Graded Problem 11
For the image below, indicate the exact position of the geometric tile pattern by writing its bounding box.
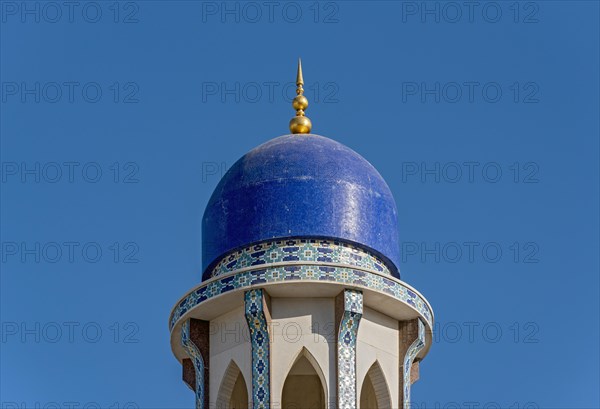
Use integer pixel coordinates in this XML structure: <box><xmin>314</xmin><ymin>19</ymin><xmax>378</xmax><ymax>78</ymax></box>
<box><xmin>337</xmin><ymin>289</ymin><xmax>363</xmax><ymax>409</ymax></box>
<box><xmin>170</xmin><ymin>263</ymin><xmax>432</xmax><ymax>332</ymax></box>
<box><xmin>402</xmin><ymin>318</ymin><xmax>425</xmax><ymax>409</ymax></box>
<box><xmin>181</xmin><ymin>319</ymin><xmax>205</xmax><ymax>409</ymax></box>
<box><xmin>209</xmin><ymin>238</ymin><xmax>390</xmax><ymax>278</ymax></box>
<box><xmin>244</xmin><ymin>289</ymin><xmax>270</xmax><ymax>409</ymax></box>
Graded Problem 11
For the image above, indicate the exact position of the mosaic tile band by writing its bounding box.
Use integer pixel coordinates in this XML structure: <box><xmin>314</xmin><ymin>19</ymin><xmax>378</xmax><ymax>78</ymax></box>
<box><xmin>170</xmin><ymin>264</ymin><xmax>432</xmax><ymax>333</ymax></box>
<box><xmin>337</xmin><ymin>290</ymin><xmax>363</xmax><ymax>409</ymax></box>
<box><xmin>244</xmin><ymin>289</ymin><xmax>271</xmax><ymax>409</ymax></box>
<box><xmin>207</xmin><ymin>238</ymin><xmax>392</xmax><ymax>279</ymax></box>
<box><xmin>403</xmin><ymin>319</ymin><xmax>426</xmax><ymax>409</ymax></box>
<box><xmin>181</xmin><ymin>320</ymin><xmax>205</xmax><ymax>409</ymax></box>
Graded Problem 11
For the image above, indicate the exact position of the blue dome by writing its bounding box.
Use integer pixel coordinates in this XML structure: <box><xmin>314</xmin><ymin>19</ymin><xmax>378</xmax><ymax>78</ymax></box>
<box><xmin>202</xmin><ymin>134</ymin><xmax>400</xmax><ymax>279</ymax></box>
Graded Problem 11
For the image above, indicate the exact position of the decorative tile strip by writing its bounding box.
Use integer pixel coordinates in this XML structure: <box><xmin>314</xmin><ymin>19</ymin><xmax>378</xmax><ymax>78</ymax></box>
<box><xmin>170</xmin><ymin>266</ymin><xmax>432</xmax><ymax>332</ymax></box>
<box><xmin>244</xmin><ymin>289</ymin><xmax>271</xmax><ymax>409</ymax></box>
<box><xmin>209</xmin><ymin>238</ymin><xmax>391</xmax><ymax>278</ymax></box>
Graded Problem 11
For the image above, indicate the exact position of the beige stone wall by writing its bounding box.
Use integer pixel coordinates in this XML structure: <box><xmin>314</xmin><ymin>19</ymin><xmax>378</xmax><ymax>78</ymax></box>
<box><xmin>209</xmin><ymin>306</ymin><xmax>252</xmax><ymax>408</ymax></box>
<box><xmin>208</xmin><ymin>296</ymin><xmax>401</xmax><ymax>409</ymax></box>
<box><xmin>270</xmin><ymin>297</ymin><xmax>335</xmax><ymax>407</ymax></box>
<box><xmin>357</xmin><ymin>306</ymin><xmax>399</xmax><ymax>409</ymax></box>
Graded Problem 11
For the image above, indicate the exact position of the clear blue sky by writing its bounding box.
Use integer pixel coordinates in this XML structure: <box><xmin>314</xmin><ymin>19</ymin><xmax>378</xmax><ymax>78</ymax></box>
<box><xmin>1</xmin><ymin>1</ymin><xmax>599</xmax><ymax>408</ymax></box>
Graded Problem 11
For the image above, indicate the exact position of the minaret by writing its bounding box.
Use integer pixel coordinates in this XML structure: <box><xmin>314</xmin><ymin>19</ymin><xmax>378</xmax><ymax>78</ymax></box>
<box><xmin>169</xmin><ymin>61</ymin><xmax>434</xmax><ymax>409</ymax></box>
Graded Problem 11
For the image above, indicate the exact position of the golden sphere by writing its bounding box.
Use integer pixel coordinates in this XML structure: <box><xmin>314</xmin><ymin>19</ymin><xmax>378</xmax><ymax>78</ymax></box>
<box><xmin>289</xmin><ymin>116</ymin><xmax>312</xmax><ymax>134</ymax></box>
<box><xmin>292</xmin><ymin>95</ymin><xmax>308</xmax><ymax>111</ymax></box>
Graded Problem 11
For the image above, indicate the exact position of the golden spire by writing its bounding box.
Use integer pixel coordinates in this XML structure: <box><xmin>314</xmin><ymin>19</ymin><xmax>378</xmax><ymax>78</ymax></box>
<box><xmin>289</xmin><ymin>58</ymin><xmax>312</xmax><ymax>134</ymax></box>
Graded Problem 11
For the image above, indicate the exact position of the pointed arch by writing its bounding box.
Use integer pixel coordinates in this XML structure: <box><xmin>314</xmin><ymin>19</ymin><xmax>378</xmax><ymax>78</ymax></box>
<box><xmin>282</xmin><ymin>347</ymin><xmax>327</xmax><ymax>409</ymax></box>
<box><xmin>283</xmin><ymin>347</ymin><xmax>328</xmax><ymax>396</ymax></box>
<box><xmin>216</xmin><ymin>360</ymin><xmax>249</xmax><ymax>409</ymax></box>
<box><xmin>360</xmin><ymin>361</ymin><xmax>392</xmax><ymax>409</ymax></box>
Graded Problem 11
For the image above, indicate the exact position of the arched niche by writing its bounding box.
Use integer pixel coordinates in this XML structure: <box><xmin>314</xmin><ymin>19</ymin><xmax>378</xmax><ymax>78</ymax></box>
<box><xmin>282</xmin><ymin>347</ymin><xmax>326</xmax><ymax>409</ymax></box>
<box><xmin>216</xmin><ymin>360</ymin><xmax>249</xmax><ymax>409</ymax></box>
<box><xmin>360</xmin><ymin>361</ymin><xmax>391</xmax><ymax>409</ymax></box>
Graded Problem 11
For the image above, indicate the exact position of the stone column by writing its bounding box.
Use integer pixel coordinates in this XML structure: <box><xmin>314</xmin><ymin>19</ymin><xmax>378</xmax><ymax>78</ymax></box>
<box><xmin>244</xmin><ymin>288</ymin><xmax>272</xmax><ymax>409</ymax></box>
<box><xmin>181</xmin><ymin>318</ymin><xmax>210</xmax><ymax>409</ymax></box>
<box><xmin>399</xmin><ymin>318</ymin><xmax>426</xmax><ymax>409</ymax></box>
<box><xmin>335</xmin><ymin>289</ymin><xmax>364</xmax><ymax>409</ymax></box>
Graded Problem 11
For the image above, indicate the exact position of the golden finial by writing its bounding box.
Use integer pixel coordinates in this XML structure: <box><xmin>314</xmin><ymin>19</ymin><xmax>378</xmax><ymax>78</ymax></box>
<box><xmin>289</xmin><ymin>58</ymin><xmax>312</xmax><ymax>134</ymax></box>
